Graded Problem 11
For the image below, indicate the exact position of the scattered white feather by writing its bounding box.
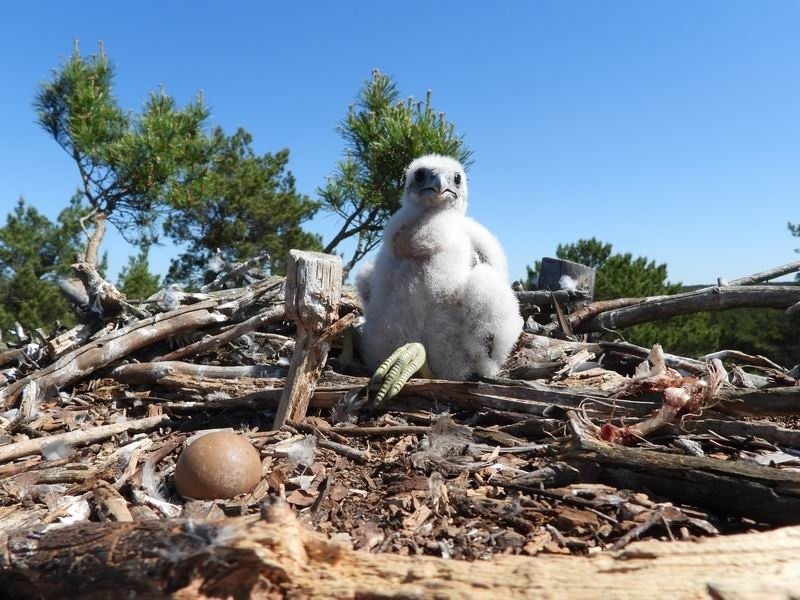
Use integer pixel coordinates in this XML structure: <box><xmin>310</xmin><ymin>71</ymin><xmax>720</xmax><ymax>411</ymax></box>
<box><xmin>288</xmin><ymin>474</ymin><xmax>317</xmax><ymax>491</ymax></box>
<box><xmin>57</xmin><ymin>496</ymin><xmax>91</xmax><ymax>525</ymax></box>
<box><xmin>1</xmin><ymin>367</ymin><xmax>19</xmax><ymax>384</ymax></box>
<box><xmin>41</xmin><ymin>439</ymin><xmax>73</xmax><ymax>461</ymax></box>
<box><xmin>558</xmin><ymin>275</ymin><xmax>578</xmax><ymax>292</ymax></box>
<box><xmin>138</xmin><ymin>455</ymin><xmax>182</xmax><ymax>518</ymax></box>
<box><xmin>272</xmin><ymin>435</ymin><xmax>316</xmax><ymax>467</ymax></box>
<box><xmin>207</xmin><ymin>253</ymin><xmax>225</xmax><ymax>273</ymax></box>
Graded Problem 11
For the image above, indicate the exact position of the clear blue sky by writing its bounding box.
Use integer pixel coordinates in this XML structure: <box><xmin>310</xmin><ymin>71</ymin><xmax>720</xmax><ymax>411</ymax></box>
<box><xmin>1</xmin><ymin>1</ymin><xmax>798</xmax><ymax>285</ymax></box>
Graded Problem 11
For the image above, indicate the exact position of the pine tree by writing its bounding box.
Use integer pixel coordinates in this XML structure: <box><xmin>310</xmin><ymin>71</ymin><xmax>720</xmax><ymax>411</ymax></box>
<box><xmin>163</xmin><ymin>128</ymin><xmax>320</xmax><ymax>284</ymax></box>
<box><xmin>36</xmin><ymin>43</ymin><xmax>319</xmax><ymax>285</ymax></box>
<box><xmin>320</xmin><ymin>70</ymin><xmax>472</xmax><ymax>274</ymax></box>
<box><xmin>0</xmin><ymin>197</ymin><xmax>85</xmax><ymax>334</ymax></box>
<box><xmin>35</xmin><ymin>41</ymin><xmax>213</xmax><ymax>266</ymax></box>
<box><xmin>117</xmin><ymin>248</ymin><xmax>161</xmax><ymax>300</ymax></box>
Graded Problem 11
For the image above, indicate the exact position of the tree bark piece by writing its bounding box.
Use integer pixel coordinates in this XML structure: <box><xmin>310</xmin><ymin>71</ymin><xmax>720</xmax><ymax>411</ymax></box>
<box><xmin>44</xmin><ymin>323</ymin><xmax>97</xmax><ymax>358</ymax></box>
<box><xmin>716</xmin><ymin>387</ymin><xmax>800</xmax><ymax>417</ymax></box>
<box><xmin>273</xmin><ymin>251</ymin><xmax>343</xmax><ymax>429</ymax></box>
<box><xmin>2</xmin><ymin>498</ymin><xmax>800</xmax><ymax>599</ymax></box>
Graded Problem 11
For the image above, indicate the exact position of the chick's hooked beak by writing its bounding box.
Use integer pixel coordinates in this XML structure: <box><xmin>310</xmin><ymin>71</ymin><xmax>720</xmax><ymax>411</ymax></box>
<box><xmin>422</xmin><ymin>171</ymin><xmax>456</xmax><ymax>201</ymax></box>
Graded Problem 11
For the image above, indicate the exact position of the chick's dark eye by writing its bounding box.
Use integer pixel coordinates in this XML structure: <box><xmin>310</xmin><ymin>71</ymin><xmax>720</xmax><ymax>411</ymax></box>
<box><xmin>454</xmin><ymin>173</ymin><xmax>462</xmax><ymax>186</ymax></box>
<box><xmin>414</xmin><ymin>169</ymin><xmax>425</xmax><ymax>182</ymax></box>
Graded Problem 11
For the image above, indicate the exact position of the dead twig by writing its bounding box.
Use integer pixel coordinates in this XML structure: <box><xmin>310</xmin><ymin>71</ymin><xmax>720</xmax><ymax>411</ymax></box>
<box><xmin>158</xmin><ymin>305</ymin><xmax>285</xmax><ymax>362</ymax></box>
<box><xmin>0</xmin><ymin>414</ymin><xmax>172</xmax><ymax>463</ymax></box>
<box><xmin>727</xmin><ymin>260</ymin><xmax>800</xmax><ymax>286</ymax></box>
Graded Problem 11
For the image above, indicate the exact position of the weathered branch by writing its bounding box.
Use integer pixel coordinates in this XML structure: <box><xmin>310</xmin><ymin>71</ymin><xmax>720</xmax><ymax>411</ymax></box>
<box><xmin>715</xmin><ymin>386</ymin><xmax>800</xmax><ymax>417</ymax></box>
<box><xmin>728</xmin><ymin>260</ymin><xmax>800</xmax><ymax>286</ymax></box>
<box><xmin>515</xmin><ymin>289</ymin><xmax>588</xmax><ymax>308</ymax></box>
<box><xmin>0</xmin><ymin>414</ymin><xmax>171</xmax><ymax>463</ymax></box>
<box><xmin>158</xmin><ymin>305</ymin><xmax>285</xmax><ymax>362</ymax></box>
<box><xmin>0</xmin><ymin>300</ymin><xmax>226</xmax><ymax>408</ymax></box>
<box><xmin>78</xmin><ymin>210</ymin><xmax>106</xmax><ymax>267</ymax></box>
<box><xmin>111</xmin><ymin>361</ymin><xmax>285</xmax><ymax>385</ymax></box>
<box><xmin>577</xmin><ymin>285</ymin><xmax>800</xmax><ymax>332</ymax></box>
<box><xmin>199</xmin><ymin>252</ymin><xmax>271</xmax><ymax>293</ymax></box>
<box><xmin>564</xmin><ymin>412</ymin><xmax>800</xmax><ymax>525</ymax></box>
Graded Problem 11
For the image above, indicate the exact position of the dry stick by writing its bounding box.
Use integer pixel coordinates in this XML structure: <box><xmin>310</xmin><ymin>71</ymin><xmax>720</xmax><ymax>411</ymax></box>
<box><xmin>316</xmin><ymin>439</ymin><xmax>368</xmax><ymax>463</ymax></box>
<box><xmin>158</xmin><ymin>305</ymin><xmax>285</xmax><ymax>362</ymax></box>
<box><xmin>322</xmin><ymin>424</ymin><xmax>430</xmax><ymax>437</ymax></box>
<box><xmin>200</xmin><ymin>252</ymin><xmax>271</xmax><ymax>293</ymax></box>
<box><xmin>556</xmin><ymin>260</ymin><xmax>800</xmax><ymax>333</ymax></box>
<box><xmin>92</xmin><ymin>480</ymin><xmax>134</xmax><ymax>522</ymax></box>
<box><xmin>151</xmin><ymin>375</ymin><xmax>798</xmax><ymax>423</ymax></box>
<box><xmin>610</xmin><ymin>509</ymin><xmax>667</xmax><ymax>551</ymax></box>
<box><xmin>598</xmin><ymin>341</ymin><xmax>707</xmax><ymax>375</ymax></box>
<box><xmin>0</xmin><ymin>299</ymin><xmax>223</xmax><ymax>408</ymax></box>
<box><xmin>543</xmin><ymin>297</ymin><xmax>650</xmax><ymax>335</ymax></box>
<box><xmin>728</xmin><ymin>260</ymin><xmax>800</xmax><ymax>286</ymax></box>
<box><xmin>684</xmin><ymin>417</ymin><xmax>800</xmax><ymax>448</ymax></box>
<box><xmin>152</xmin><ymin>377</ymin><xmax>655</xmax><ymax>420</ymax></box>
<box><xmin>494</xmin><ymin>479</ymin><xmax>619</xmax><ymax>524</ymax></box>
<box><xmin>701</xmin><ymin>349</ymin><xmax>786</xmax><ymax>372</ymax></box>
<box><xmin>273</xmin><ymin>251</ymin><xmax>343</xmax><ymax>429</ymax></box>
<box><xmin>111</xmin><ymin>361</ymin><xmax>284</xmax><ymax>385</ymax></box>
<box><xmin>577</xmin><ymin>285</ymin><xmax>800</xmax><ymax>333</ymax></box>
<box><xmin>515</xmin><ymin>289</ymin><xmax>587</xmax><ymax>307</ymax></box>
<box><xmin>0</xmin><ymin>414</ymin><xmax>172</xmax><ymax>463</ymax></box>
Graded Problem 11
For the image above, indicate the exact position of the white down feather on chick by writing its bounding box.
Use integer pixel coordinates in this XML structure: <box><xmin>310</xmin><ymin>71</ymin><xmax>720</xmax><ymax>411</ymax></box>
<box><xmin>357</xmin><ymin>154</ymin><xmax>523</xmax><ymax>380</ymax></box>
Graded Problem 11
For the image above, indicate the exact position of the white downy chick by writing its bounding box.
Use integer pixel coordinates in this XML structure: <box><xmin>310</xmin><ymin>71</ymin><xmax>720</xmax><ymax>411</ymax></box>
<box><xmin>358</xmin><ymin>154</ymin><xmax>522</xmax><ymax>380</ymax></box>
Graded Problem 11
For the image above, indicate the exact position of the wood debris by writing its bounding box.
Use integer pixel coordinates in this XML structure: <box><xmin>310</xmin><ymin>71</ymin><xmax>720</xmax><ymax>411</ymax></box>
<box><xmin>1</xmin><ymin>256</ymin><xmax>800</xmax><ymax>597</ymax></box>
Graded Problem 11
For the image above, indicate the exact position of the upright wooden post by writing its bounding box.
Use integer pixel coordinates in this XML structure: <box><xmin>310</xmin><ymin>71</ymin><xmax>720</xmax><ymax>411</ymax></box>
<box><xmin>272</xmin><ymin>251</ymin><xmax>342</xmax><ymax>429</ymax></box>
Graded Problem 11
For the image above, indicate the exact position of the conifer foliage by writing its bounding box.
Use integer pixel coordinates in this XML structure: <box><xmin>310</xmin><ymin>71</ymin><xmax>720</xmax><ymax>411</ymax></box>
<box><xmin>320</xmin><ymin>70</ymin><xmax>472</xmax><ymax>274</ymax></box>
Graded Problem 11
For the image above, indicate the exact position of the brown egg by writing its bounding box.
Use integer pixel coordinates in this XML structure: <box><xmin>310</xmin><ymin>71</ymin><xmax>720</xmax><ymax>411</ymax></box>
<box><xmin>174</xmin><ymin>431</ymin><xmax>262</xmax><ymax>500</ymax></box>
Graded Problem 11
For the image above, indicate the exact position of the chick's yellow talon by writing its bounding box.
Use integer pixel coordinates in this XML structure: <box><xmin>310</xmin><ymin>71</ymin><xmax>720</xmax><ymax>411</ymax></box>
<box><xmin>371</xmin><ymin>342</ymin><xmax>427</xmax><ymax>405</ymax></box>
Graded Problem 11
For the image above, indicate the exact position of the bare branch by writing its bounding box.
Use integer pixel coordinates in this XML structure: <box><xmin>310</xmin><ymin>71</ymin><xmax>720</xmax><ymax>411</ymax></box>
<box><xmin>728</xmin><ymin>261</ymin><xmax>800</xmax><ymax>286</ymax></box>
<box><xmin>576</xmin><ymin>285</ymin><xmax>800</xmax><ymax>333</ymax></box>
